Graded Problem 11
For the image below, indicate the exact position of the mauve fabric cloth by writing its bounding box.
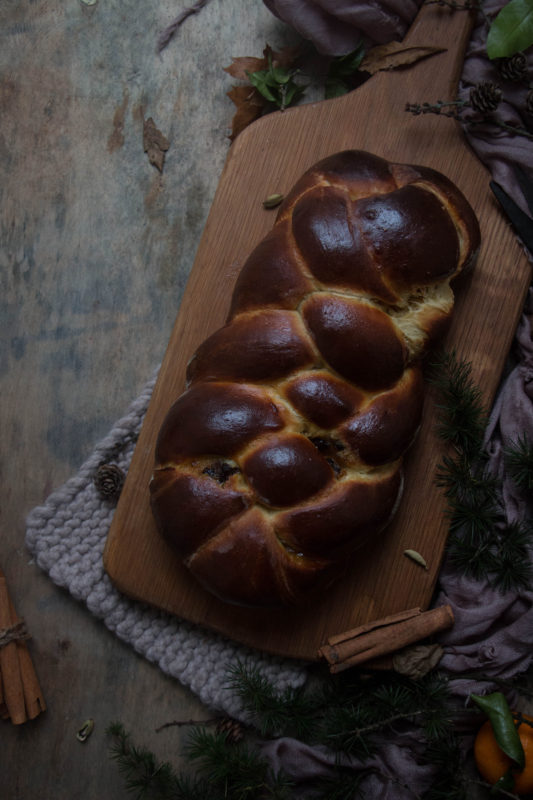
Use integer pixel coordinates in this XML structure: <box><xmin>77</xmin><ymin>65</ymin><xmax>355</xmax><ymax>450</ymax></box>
<box><xmin>263</xmin><ymin>0</ymin><xmax>423</xmax><ymax>54</ymax></box>
<box><xmin>457</xmin><ymin>0</ymin><xmax>533</xmax><ymax>216</ymax></box>
<box><xmin>257</xmin><ymin>2</ymin><xmax>533</xmax><ymax>797</ymax></box>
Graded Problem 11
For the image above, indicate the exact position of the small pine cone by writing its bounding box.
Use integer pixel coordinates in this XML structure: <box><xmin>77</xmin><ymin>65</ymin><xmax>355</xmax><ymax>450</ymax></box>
<box><xmin>215</xmin><ymin>717</ymin><xmax>245</xmax><ymax>744</ymax></box>
<box><xmin>94</xmin><ymin>463</ymin><xmax>125</xmax><ymax>499</ymax></box>
<box><xmin>469</xmin><ymin>81</ymin><xmax>502</xmax><ymax>113</ymax></box>
<box><xmin>497</xmin><ymin>52</ymin><xmax>527</xmax><ymax>82</ymax></box>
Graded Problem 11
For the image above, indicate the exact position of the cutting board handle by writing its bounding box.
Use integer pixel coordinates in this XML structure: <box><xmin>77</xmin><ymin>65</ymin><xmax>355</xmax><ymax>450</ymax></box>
<box><xmin>307</xmin><ymin>4</ymin><xmax>478</xmax><ymax>154</ymax></box>
<box><xmin>361</xmin><ymin>3</ymin><xmax>477</xmax><ymax>106</ymax></box>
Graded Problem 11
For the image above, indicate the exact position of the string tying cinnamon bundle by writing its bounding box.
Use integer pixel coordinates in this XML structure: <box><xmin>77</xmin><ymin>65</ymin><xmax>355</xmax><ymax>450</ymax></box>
<box><xmin>0</xmin><ymin>567</ymin><xmax>46</xmax><ymax>724</ymax></box>
<box><xmin>0</xmin><ymin>619</ymin><xmax>30</xmax><ymax>648</ymax></box>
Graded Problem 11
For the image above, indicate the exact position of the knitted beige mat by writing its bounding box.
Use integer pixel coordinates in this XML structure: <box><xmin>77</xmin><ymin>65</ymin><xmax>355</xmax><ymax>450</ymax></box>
<box><xmin>25</xmin><ymin>369</ymin><xmax>308</xmax><ymax>721</ymax></box>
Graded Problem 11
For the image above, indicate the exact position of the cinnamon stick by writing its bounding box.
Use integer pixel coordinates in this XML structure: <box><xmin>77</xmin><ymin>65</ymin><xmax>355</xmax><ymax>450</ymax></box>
<box><xmin>0</xmin><ymin>574</ymin><xmax>26</xmax><ymax>724</ymax></box>
<box><xmin>319</xmin><ymin>605</ymin><xmax>454</xmax><ymax>673</ymax></box>
<box><xmin>0</xmin><ymin>568</ymin><xmax>46</xmax><ymax>723</ymax></box>
<box><xmin>8</xmin><ymin>597</ymin><xmax>46</xmax><ymax>720</ymax></box>
<box><xmin>0</xmin><ymin>670</ymin><xmax>10</xmax><ymax>720</ymax></box>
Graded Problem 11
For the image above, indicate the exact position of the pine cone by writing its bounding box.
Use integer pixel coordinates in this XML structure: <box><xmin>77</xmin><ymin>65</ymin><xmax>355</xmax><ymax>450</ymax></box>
<box><xmin>94</xmin><ymin>463</ymin><xmax>125</xmax><ymax>499</ymax></box>
<box><xmin>469</xmin><ymin>81</ymin><xmax>502</xmax><ymax>113</ymax></box>
<box><xmin>497</xmin><ymin>52</ymin><xmax>527</xmax><ymax>82</ymax></box>
<box><xmin>215</xmin><ymin>717</ymin><xmax>245</xmax><ymax>744</ymax></box>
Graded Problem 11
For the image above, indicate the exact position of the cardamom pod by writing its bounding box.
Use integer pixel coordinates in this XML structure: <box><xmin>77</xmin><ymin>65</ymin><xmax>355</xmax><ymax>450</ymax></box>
<box><xmin>404</xmin><ymin>549</ymin><xmax>428</xmax><ymax>570</ymax></box>
<box><xmin>263</xmin><ymin>193</ymin><xmax>284</xmax><ymax>209</ymax></box>
<box><xmin>77</xmin><ymin>718</ymin><xmax>94</xmax><ymax>742</ymax></box>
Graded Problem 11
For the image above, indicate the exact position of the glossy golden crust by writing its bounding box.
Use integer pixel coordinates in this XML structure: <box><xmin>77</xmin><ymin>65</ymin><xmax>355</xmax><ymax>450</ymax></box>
<box><xmin>150</xmin><ymin>150</ymin><xmax>480</xmax><ymax>607</ymax></box>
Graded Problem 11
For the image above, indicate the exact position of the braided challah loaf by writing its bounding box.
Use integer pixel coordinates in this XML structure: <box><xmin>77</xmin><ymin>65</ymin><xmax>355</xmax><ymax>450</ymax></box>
<box><xmin>150</xmin><ymin>150</ymin><xmax>480</xmax><ymax>607</ymax></box>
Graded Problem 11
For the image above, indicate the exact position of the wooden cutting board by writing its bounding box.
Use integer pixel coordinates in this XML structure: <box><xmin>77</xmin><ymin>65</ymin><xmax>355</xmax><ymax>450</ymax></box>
<box><xmin>104</xmin><ymin>4</ymin><xmax>531</xmax><ymax>661</ymax></box>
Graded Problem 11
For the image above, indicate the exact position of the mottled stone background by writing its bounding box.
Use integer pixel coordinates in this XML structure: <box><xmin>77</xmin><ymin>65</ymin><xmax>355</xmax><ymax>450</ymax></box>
<box><xmin>1</xmin><ymin>1</ymin><xmax>302</xmax><ymax>795</ymax></box>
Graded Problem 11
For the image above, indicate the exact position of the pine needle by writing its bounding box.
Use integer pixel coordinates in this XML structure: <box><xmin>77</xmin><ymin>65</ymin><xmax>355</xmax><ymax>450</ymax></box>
<box><xmin>429</xmin><ymin>350</ymin><xmax>533</xmax><ymax>592</ymax></box>
<box><xmin>504</xmin><ymin>434</ymin><xmax>533</xmax><ymax>491</ymax></box>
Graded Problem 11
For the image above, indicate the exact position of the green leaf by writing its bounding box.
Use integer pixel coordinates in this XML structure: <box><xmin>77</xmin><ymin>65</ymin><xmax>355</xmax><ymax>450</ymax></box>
<box><xmin>487</xmin><ymin>0</ymin><xmax>533</xmax><ymax>59</ymax></box>
<box><xmin>325</xmin><ymin>44</ymin><xmax>365</xmax><ymax>99</ymax></box>
<box><xmin>246</xmin><ymin>62</ymin><xmax>305</xmax><ymax>110</ymax></box>
<box><xmin>325</xmin><ymin>79</ymin><xmax>351</xmax><ymax>99</ymax></box>
<box><xmin>271</xmin><ymin>66</ymin><xmax>291</xmax><ymax>84</ymax></box>
<box><xmin>471</xmin><ymin>692</ymin><xmax>526</xmax><ymax>769</ymax></box>
<box><xmin>247</xmin><ymin>71</ymin><xmax>278</xmax><ymax>104</ymax></box>
<box><xmin>330</xmin><ymin>43</ymin><xmax>366</xmax><ymax>78</ymax></box>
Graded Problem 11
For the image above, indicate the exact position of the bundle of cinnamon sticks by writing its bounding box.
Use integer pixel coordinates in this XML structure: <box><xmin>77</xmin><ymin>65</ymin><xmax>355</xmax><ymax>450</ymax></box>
<box><xmin>319</xmin><ymin>605</ymin><xmax>454</xmax><ymax>673</ymax></box>
<box><xmin>0</xmin><ymin>567</ymin><xmax>45</xmax><ymax>724</ymax></box>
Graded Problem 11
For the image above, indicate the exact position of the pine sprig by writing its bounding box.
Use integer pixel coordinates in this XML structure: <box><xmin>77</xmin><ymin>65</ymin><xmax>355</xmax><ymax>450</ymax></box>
<box><xmin>226</xmin><ymin>661</ymin><xmax>323</xmax><ymax>740</ymax></box>
<box><xmin>106</xmin><ymin>721</ymin><xmax>208</xmax><ymax>799</ymax></box>
<box><xmin>429</xmin><ymin>350</ymin><xmax>488</xmax><ymax>457</ymax></box>
<box><xmin>504</xmin><ymin>434</ymin><xmax>533</xmax><ymax>492</ymax></box>
<box><xmin>429</xmin><ymin>350</ymin><xmax>533</xmax><ymax>592</ymax></box>
<box><xmin>107</xmin><ymin>664</ymin><xmax>533</xmax><ymax>800</ymax></box>
<box><xmin>185</xmin><ymin>727</ymin><xmax>293</xmax><ymax>800</ymax></box>
<box><xmin>421</xmin><ymin>733</ymin><xmax>469</xmax><ymax>800</ymax></box>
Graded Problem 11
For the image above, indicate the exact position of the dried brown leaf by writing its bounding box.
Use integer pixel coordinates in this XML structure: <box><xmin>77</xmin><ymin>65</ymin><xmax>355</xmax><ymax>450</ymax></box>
<box><xmin>226</xmin><ymin>85</ymin><xmax>265</xmax><ymax>140</ymax></box>
<box><xmin>224</xmin><ymin>55</ymin><xmax>269</xmax><ymax>81</ymax></box>
<box><xmin>143</xmin><ymin>117</ymin><xmax>170</xmax><ymax>172</ymax></box>
<box><xmin>360</xmin><ymin>42</ymin><xmax>446</xmax><ymax>76</ymax></box>
<box><xmin>392</xmin><ymin>644</ymin><xmax>444</xmax><ymax>680</ymax></box>
<box><xmin>223</xmin><ymin>44</ymin><xmax>301</xmax><ymax>81</ymax></box>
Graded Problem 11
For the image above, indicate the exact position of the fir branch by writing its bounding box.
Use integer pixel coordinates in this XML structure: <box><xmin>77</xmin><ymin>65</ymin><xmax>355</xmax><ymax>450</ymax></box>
<box><xmin>323</xmin><ymin>673</ymin><xmax>453</xmax><ymax>758</ymax></box>
<box><xmin>226</xmin><ymin>661</ymin><xmax>323</xmax><ymax>740</ymax></box>
<box><xmin>504</xmin><ymin>434</ymin><xmax>533</xmax><ymax>491</ymax></box>
<box><xmin>428</xmin><ymin>350</ymin><xmax>488</xmax><ymax>456</ymax></box>
<box><xmin>429</xmin><ymin>350</ymin><xmax>533</xmax><ymax>592</ymax></box>
<box><xmin>107</xmin><ymin>663</ymin><xmax>532</xmax><ymax>800</ymax></box>
<box><xmin>106</xmin><ymin>722</ymin><xmax>207</xmax><ymax>799</ymax></box>
<box><xmin>185</xmin><ymin>727</ymin><xmax>293</xmax><ymax>799</ymax></box>
<box><xmin>422</xmin><ymin>731</ymin><xmax>471</xmax><ymax>800</ymax></box>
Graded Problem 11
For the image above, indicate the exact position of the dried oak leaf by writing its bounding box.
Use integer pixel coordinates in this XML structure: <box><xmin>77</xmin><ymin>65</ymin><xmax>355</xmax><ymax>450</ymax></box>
<box><xmin>360</xmin><ymin>42</ymin><xmax>446</xmax><ymax>76</ymax></box>
<box><xmin>227</xmin><ymin>85</ymin><xmax>265</xmax><ymax>140</ymax></box>
<box><xmin>143</xmin><ymin>117</ymin><xmax>170</xmax><ymax>172</ymax></box>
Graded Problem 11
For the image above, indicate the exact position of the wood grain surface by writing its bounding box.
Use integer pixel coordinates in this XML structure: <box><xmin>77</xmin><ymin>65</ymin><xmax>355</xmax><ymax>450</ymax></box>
<box><xmin>1</xmin><ymin>1</ymin><xmax>300</xmax><ymax>797</ymax></box>
<box><xmin>104</xmin><ymin>4</ymin><xmax>532</xmax><ymax>660</ymax></box>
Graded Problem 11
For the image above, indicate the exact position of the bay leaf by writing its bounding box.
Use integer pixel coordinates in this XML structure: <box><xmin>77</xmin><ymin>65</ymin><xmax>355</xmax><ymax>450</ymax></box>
<box><xmin>360</xmin><ymin>42</ymin><xmax>446</xmax><ymax>76</ymax></box>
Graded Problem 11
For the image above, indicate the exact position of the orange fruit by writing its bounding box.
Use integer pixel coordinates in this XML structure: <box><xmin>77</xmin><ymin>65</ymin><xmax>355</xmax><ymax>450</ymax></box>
<box><xmin>474</xmin><ymin>713</ymin><xmax>533</xmax><ymax>795</ymax></box>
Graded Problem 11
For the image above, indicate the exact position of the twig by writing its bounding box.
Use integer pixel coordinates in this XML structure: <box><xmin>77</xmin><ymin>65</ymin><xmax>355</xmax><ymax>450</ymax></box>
<box><xmin>157</xmin><ymin>0</ymin><xmax>214</xmax><ymax>53</ymax></box>
<box><xmin>155</xmin><ymin>717</ymin><xmax>219</xmax><ymax>732</ymax></box>
<box><xmin>406</xmin><ymin>101</ymin><xmax>533</xmax><ymax>142</ymax></box>
<box><xmin>328</xmin><ymin>708</ymin><xmax>426</xmax><ymax>742</ymax></box>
